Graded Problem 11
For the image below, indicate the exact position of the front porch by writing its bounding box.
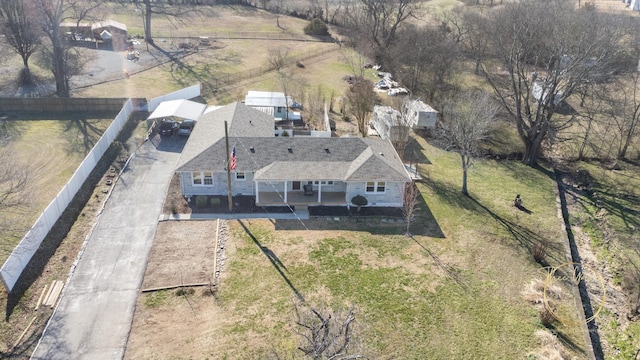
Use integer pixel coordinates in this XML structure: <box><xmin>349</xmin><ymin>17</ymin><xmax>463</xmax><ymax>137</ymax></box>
<box><xmin>256</xmin><ymin>190</ymin><xmax>347</xmax><ymax>206</ymax></box>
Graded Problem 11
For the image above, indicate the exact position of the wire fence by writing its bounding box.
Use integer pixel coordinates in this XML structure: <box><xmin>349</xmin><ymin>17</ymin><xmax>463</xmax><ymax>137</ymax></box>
<box><xmin>208</xmin><ymin>45</ymin><xmax>340</xmax><ymax>90</ymax></box>
<box><xmin>147</xmin><ymin>30</ymin><xmax>335</xmax><ymax>43</ymax></box>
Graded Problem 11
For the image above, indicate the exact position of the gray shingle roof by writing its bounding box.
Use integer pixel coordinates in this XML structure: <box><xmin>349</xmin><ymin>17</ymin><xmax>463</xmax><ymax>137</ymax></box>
<box><xmin>176</xmin><ymin>102</ymin><xmax>274</xmax><ymax>169</ymax></box>
<box><xmin>177</xmin><ymin>136</ymin><xmax>410</xmax><ymax>182</ymax></box>
<box><xmin>175</xmin><ymin>101</ymin><xmax>410</xmax><ymax>182</ymax></box>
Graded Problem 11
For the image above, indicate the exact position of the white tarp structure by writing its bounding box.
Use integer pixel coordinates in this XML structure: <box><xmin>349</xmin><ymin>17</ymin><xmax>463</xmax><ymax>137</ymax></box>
<box><xmin>371</xmin><ymin>100</ymin><xmax>438</xmax><ymax>140</ymax></box>
<box><xmin>406</xmin><ymin>99</ymin><xmax>438</xmax><ymax>129</ymax></box>
<box><xmin>147</xmin><ymin>99</ymin><xmax>207</xmax><ymax>122</ymax></box>
<box><xmin>533</xmin><ymin>81</ymin><xmax>562</xmax><ymax>105</ymax></box>
<box><xmin>244</xmin><ymin>90</ymin><xmax>289</xmax><ymax>107</ymax></box>
<box><xmin>371</xmin><ymin>105</ymin><xmax>399</xmax><ymax>140</ymax></box>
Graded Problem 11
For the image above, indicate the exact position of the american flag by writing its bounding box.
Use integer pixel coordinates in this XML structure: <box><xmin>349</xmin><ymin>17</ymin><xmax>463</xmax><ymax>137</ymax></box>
<box><xmin>230</xmin><ymin>146</ymin><xmax>237</xmax><ymax>170</ymax></box>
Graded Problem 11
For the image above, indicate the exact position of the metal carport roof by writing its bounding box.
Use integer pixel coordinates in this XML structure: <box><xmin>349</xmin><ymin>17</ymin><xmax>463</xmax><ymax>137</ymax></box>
<box><xmin>147</xmin><ymin>99</ymin><xmax>207</xmax><ymax>121</ymax></box>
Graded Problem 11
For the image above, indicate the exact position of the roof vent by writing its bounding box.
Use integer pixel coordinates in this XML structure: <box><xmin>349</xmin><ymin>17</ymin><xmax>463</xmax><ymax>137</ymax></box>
<box><xmin>379</xmin><ymin>152</ymin><xmax>384</xmax><ymax>156</ymax></box>
<box><xmin>288</xmin><ymin>147</ymin><xmax>293</xmax><ymax>153</ymax></box>
<box><xmin>250</xmin><ymin>147</ymin><xmax>255</xmax><ymax>153</ymax></box>
<box><xmin>325</xmin><ymin>148</ymin><xmax>330</xmax><ymax>153</ymax></box>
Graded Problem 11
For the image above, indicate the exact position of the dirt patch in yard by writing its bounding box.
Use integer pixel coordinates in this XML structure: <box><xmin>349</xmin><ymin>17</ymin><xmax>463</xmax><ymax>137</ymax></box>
<box><xmin>141</xmin><ymin>221</ymin><xmax>219</xmax><ymax>290</ymax></box>
<box><xmin>126</xmin><ymin>219</ymin><xmax>229</xmax><ymax>359</ymax></box>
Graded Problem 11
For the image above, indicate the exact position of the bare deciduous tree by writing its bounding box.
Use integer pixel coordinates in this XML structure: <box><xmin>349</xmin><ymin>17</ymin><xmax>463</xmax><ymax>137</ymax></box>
<box><xmin>393</xmin><ymin>24</ymin><xmax>460</xmax><ymax>102</ymax></box>
<box><xmin>480</xmin><ymin>1</ymin><xmax>633</xmax><ymax>166</ymax></box>
<box><xmin>343</xmin><ymin>0</ymin><xmax>418</xmax><ymax>62</ymax></box>
<box><xmin>341</xmin><ymin>49</ymin><xmax>368</xmax><ymax>79</ymax></box>
<box><xmin>33</xmin><ymin>0</ymin><xmax>104</xmax><ymax>97</ymax></box>
<box><xmin>440</xmin><ymin>91</ymin><xmax>498</xmax><ymax>196</ymax></box>
<box><xmin>321</xmin><ymin>0</ymin><xmax>343</xmax><ymax>24</ymax></box>
<box><xmin>127</xmin><ymin>0</ymin><xmax>198</xmax><ymax>45</ymax></box>
<box><xmin>0</xmin><ymin>133</ymin><xmax>32</xmax><ymax>254</ymax></box>
<box><xmin>268</xmin><ymin>45</ymin><xmax>291</xmax><ymax>71</ymax></box>
<box><xmin>307</xmin><ymin>85</ymin><xmax>326</xmax><ymax>130</ymax></box>
<box><xmin>0</xmin><ymin>148</ymin><xmax>29</xmax><ymax>214</ymax></box>
<box><xmin>574</xmin><ymin>84</ymin><xmax>605</xmax><ymax>161</ymax></box>
<box><xmin>388</xmin><ymin>97</ymin><xmax>415</xmax><ymax>159</ymax></box>
<box><xmin>443</xmin><ymin>6</ymin><xmax>490</xmax><ymax>76</ymax></box>
<box><xmin>609</xmin><ymin>74</ymin><xmax>640</xmax><ymax>161</ymax></box>
<box><xmin>293</xmin><ymin>302</ymin><xmax>364</xmax><ymax>360</ymax></box>
<box><xmin>0</xmin><ymin>0</ymin><xmax>41</xmax><ymax>87</ymax></box>
<box><xmin>402</xmin><ymin>181</ymin><xmax>420</xmax><ymax>237</ymax></box>
<box><xmin>34</xmin><ymin>0</ymin><xmax>68</xmax><ymax>96</ymax></box>
<box><xmin>345</xmin><ymin>78</ymin><xmax>376</xmax><ymax>137</ymax></box>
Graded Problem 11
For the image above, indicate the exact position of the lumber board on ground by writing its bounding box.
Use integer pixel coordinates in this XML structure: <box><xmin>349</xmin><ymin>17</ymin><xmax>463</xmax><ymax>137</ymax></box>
<box><xmin>141</xmin><ymin>283</ymin><xmax>210</xmax><ymax>293</ymax></box>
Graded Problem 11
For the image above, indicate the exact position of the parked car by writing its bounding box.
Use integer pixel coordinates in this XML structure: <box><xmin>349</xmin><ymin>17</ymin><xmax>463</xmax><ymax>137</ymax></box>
<box><xmin>159</xmin><ymin>120</ymin><xmax>178</xmax><ymax>136</ymax></box>
<box><xmin>178</xmin><ymin>119</ymin><xmax>196</xmax><ymax>136</ymax></box>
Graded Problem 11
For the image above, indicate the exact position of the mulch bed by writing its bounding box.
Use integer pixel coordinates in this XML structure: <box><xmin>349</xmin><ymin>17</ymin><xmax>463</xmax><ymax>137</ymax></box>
<box><xmin>189</xmin><ymin>195</ymin><xmax>293</xmax><ymax>214</ymax></box>
<box><xmin>187</xmin><ymin>196</ymin><xmax>404</xmax><ymax>217</ymax></box>
<box><xmin>308</xmin><ymin>206</ymin><xmax>403</xmax><ymax>217</ymax></box>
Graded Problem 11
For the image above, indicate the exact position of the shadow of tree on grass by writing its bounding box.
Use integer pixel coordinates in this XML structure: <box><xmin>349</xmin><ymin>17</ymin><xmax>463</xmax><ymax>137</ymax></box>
<box><xmin>238</xmin><ymin>219</ymin><xmax>305</xmax><ymax>302</ymax></box>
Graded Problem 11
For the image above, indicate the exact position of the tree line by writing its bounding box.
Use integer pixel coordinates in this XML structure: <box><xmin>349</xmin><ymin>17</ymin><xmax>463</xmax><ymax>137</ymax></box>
<box><xmin>322</xmin><ymin>0</ymin><xmax>640</xmax><ymax>168</ymax></box>
<box><xmin>2</xmin><ymin>0</ymin><xmax>639</xmax><ymax>175</ymax></box>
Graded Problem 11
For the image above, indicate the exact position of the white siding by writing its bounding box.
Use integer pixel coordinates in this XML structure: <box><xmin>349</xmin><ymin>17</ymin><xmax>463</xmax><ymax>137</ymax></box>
<box><xmin>231</xmin><ymin>172</ymin><xmax>255</xmax><ymax>195</ymax></box>
<box><xmin>179</xmin><ymin>171</ymin><xmax>255</xmax><ymax>196</ymax></box>
<box><xmin>346</xmin><ymin>181</ymin><xmax>406</xmax><ymax>207</ymax></box>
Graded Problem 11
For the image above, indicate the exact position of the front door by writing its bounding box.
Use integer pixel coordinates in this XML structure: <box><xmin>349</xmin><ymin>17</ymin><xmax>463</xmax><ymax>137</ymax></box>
<box><xmin>292</xmin><ymin>181</ymin><xmax>301</xmax><ymax>190</ymax></box>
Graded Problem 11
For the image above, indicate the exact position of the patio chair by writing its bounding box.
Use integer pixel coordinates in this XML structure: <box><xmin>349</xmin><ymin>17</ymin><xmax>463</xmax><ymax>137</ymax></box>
<box><xmin>303</xmin><ymin>184</ymin><xmax>314</xmax><ymax>196</ymax></box>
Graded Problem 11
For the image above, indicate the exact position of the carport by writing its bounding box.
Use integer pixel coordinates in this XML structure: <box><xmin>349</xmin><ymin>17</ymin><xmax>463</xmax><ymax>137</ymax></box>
<box><xmin>147</xmin><ymin>99</ymin><xmax>208</xmax><ymax>122</ymax></box>
<box><xmin>146</xmin><ymin>99</ymin><xmax>208</xmax><ymax>134</ymax></box>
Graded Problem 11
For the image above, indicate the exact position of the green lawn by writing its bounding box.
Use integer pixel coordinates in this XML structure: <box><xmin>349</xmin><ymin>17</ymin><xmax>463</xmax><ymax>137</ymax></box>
<box><xmin>0</xmin><ymin>116</ymin><xmax>112</xmax><ymax>262</ymax></box>
<box><xmin>211</xmin><ymin>135</ymin><xmax>586</xmax><ymax>359</ymax></box>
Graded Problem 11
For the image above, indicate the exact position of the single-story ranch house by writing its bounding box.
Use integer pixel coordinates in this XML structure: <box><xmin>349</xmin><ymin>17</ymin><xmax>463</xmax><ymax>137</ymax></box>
<box><xmin>175</xmin><ymin>102</ymin><xmax>412</xmax><ymax>208</ymax></box>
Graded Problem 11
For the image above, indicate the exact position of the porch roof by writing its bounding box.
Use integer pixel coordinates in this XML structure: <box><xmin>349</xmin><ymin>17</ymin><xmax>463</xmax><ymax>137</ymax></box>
<box><xmin>254</xmin><ymin>161</ymin><xmax>351</xmax><ymax>181</ymax></box>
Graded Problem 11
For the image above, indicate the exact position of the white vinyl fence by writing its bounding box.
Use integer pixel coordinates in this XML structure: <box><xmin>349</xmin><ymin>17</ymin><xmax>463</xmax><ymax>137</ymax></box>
<box><xmin>148</xmin><ymin>84</ymin><xmax>201</xmax><ymax>112</ymax></box>
<box><xmin>0</xmin><ymin>99</ymin><xmax>134</xmax><ymax>292</ymax></box>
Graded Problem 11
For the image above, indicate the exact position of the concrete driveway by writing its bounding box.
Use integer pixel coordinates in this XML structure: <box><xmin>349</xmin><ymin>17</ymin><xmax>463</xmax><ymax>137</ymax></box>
<box><xmin>31</xmin><ymin>135</ymin><xmax>186</xmax><ymax>359</ymax></box>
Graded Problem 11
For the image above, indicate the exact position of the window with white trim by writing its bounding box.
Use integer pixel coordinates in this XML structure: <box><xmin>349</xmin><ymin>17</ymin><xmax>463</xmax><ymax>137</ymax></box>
<box><xmin>366</xmin><ymin>181</ymin><xmax>385</xmax><ymax>193</ymax></box>
<box><xmin>235</xmin><ymin>172</ymin><xmax>246</xmax><ymax>181</ymax></box>
<box><xmin>192</xmin><ymin>171</ymin><xmax>213</xmax><ymax>186</ymax></box>
<box><xmin>309</xmin><ymin>180</ymin><xmax>334</xmax><ymax>186</ymax></box>
<box><xmin>193</xmin><ymin>172</ymin><xmax>202</xmax><ymax>185</ymax></box>
<box><xmin>204</xmin><ymin>172</ymin><xmax>213</xmax><ymax>185</ymax></box>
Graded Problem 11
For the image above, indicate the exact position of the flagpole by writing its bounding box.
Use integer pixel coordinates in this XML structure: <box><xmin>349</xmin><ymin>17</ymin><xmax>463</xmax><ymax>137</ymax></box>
<box><xmin>225</xmin><ymin>121</ymin><xmax>233</xmax><ymax>212</ymax></box>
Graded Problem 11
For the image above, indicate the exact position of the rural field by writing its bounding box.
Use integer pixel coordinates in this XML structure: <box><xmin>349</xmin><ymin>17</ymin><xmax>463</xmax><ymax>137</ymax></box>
<box><xmin>1</xmin><ymin>1</ymin><xmax>639</xmax><ymax>359</ymax></box>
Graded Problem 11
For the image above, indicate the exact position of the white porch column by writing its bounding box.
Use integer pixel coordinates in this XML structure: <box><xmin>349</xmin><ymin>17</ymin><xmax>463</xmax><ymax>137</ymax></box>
<box><xmin>255</xmin><ymin>181</ymin><xmax>259</xmax><ymax>203</ymax></box>
<box><xmin>318</xmin><ymin>182</ymin><xmax>322</xmax><ymax>203</ymax></box>
<box><xmin>345</xmin><ymin>182</ymin><xmax>350</xmax><ymax>209</ymax></box>
<box><xmin>284</xmin><ymin>180</ymin><xmax>288</xmax><ymax>203</ymax></box>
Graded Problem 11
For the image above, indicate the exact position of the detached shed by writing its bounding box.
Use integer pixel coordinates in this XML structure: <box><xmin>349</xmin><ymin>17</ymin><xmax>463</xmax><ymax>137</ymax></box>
<box><xmin>244</xmin><ymin>90</ymin><xmax>292</xmax><ymax>120</ymax></box>
<box><xmin>406</xmin><ymin>100</ymin><xmax>438</xmax><ymax>130</ymax></box>
<box><xmin>91</xmin><ymin>20</ymin><xmax>128</xmax><ymax>50</ymax></box>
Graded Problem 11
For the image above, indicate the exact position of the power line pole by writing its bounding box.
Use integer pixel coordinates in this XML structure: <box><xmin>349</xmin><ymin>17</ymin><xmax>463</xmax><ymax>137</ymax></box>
<box><xmin>225</xmin><ymin>121</ymin><xmax>233</xmax><ymax>212</ymax></box>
